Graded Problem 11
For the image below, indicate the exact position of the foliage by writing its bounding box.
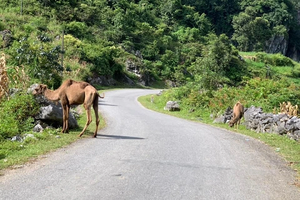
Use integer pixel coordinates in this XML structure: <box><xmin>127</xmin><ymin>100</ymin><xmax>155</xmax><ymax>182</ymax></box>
<box><xmin>232</xmin><ymin>0</ymin><xmax>294</xmax><ymax>52</ymax></box>
<box><xmin>256</xmin><ymin>52</ymin><xmax>294</xmax><ymax>67</ymax></box>
<box><xmin>160</xmin><ymin>77</ymin><xmax>300</xmax><ymax>116</ymax></box>
<box><xmin>8</xmin><ymin>34</ymin><xmax>63</xmax><ymax>88</ymax></box>
<box><xmin>65</xmin><ymin>21</ymin><xmax>88</xmax><ymax>39</ymax></box>
<box><xmin>1</xmin><ymin>0</ymin><xmax>299</xmax><ymax>88</ymax></box>
<box><xmin>189</xmin><ymin>34</ymin><xmax>246</xmax><ymax>90</ymax></box>
<box><xmin>210</xmin><ymin>78</ymin><xmax>300</xmax><ymax>113</ymax></box>
<box><xmin>0</xmin><ymin>93</ymin><xmax>39</xmax><ymax>140</ymax></box>
<box><xmin>81</xmin><ymin>43</ymin><xmax>123</xmax><ymax>77</ymax></box>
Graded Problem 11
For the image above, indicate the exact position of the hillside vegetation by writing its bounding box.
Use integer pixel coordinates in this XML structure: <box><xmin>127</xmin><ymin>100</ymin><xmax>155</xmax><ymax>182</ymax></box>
<box><xmin>1</xmin><ymin>0</ymin><xmax>300</xmax><ymax>176</ymax></box>
<box><xmin>0</xmin><ymin>0</ymin><xmax>300</xmax><ymax>131</ymax></box>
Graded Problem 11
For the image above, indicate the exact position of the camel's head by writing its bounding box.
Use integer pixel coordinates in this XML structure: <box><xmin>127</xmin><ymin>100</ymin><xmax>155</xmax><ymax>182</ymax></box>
<box><xmin>32</xmin><ymin>84</ymin><xmax>48</xmax><ymax>95</ymax></box>
<box><xmin>228</xmin><ymin>121</ymin><xmax>234</xmax><ymax>127</ymax></box>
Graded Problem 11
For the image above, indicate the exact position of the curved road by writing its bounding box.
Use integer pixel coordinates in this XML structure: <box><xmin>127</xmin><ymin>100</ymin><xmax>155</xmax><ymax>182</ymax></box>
<box><xmin>1</xmin><ymin>89</ymin><xmax>300</xmax><ymax>200</ymax></box>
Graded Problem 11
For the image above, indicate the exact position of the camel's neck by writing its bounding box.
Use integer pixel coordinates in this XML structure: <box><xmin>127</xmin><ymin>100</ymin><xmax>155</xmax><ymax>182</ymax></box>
<box><xmin>44</xmin><ymin>89</ymin><xmax>60</xmax><ymax>101</ymax></box>
<box><xmin>230</xmin><ymin>116</ymin><xmax>240</xmax><ymax>124</ymax></box>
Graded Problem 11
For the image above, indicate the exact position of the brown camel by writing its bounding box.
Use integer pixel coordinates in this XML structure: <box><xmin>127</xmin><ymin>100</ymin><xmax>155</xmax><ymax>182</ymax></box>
<box><xmin>33</xmin><ymin>79</ymin><xmax>104</xmax><ymax>137</ymax></box>
<box><xmin>229</xmin><ymin>101</ymin><xmax>244</xmax><ymax>129</ymax></box>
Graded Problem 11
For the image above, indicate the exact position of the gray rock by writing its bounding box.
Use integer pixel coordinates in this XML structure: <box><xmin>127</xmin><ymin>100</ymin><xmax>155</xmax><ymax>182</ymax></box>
<box><xmin>273</xmin><ymin>124</ymin><xmax>286</xmax><ymax>135</ymax></box>
<box><xmin>24</xmin><ymin>134</ymin><xmax>36</xmax><ymax>140</ymax></box>
<box><xmin>33</xmin><ymin>124</ymin><xmax>44</xmax><ymax>132</ymax></box>
<box><xmin>27</xmin><ymin>84</ymin><xmax>39</xmax><ymax>94</ymax></box>
<box><xmin>11</xmin><ymin>135</ymin><xmax>23</xmax><ymax>142</ymax></box>
<box><xmin>213</xmin><ymin>115</ymin><xmax>226</xmax><ymax>124</ymax></box>
<box><xmin>36</xmin><ymin>104</ymin><xmax>78</xmax><ymax>129</ymax></box>
<box><xmin>244</xmin><ymin>106</ymin><xmax>263</xmax><ymax>121</ymax></box>
<box><xmin>88</xmin><ymin>76</ymin><xmax>117</xmax><ymax>86</ymax></box>
<box><xmin>294</xmin><ymin>121</ymin><xmax>300</xmax><ymax>130</ymax></box>
<box><xmin>266</xmin><ymin>35</ymin><xmax>288</xmax><ymax>55</ymax></box>
<box><xmin>164</xmin><ymin>101</ymin><xmax>180</xmax><ymax>111</ymax></box>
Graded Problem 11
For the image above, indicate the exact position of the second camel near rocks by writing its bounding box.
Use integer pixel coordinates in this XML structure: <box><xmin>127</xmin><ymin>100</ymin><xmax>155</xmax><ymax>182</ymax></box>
<box><xmin>229</xmin><ymin>101</ymin><xmax>244</xmax><ymax>129</ymax></box>
<box><xmin>33</xmin><ymin>79</ymin><xmax>104</xmax><ymax>137</ymax></box>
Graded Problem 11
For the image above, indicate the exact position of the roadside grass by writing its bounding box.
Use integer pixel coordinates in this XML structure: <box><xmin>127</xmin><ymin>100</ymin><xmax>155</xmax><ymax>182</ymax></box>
<box><xmin>0</xmin><ymin>104</ymin><xmax>106</xmax><ymax>173</ymax></box>
<box><xmin>138</xmin><ymin>94</ymin><xmax>300</xmax><ymax>183</ymax></box>
<box><xmin>240</xmin><ymin>52</ymin><xmax>300</xmax><ymax>85</ymax></box>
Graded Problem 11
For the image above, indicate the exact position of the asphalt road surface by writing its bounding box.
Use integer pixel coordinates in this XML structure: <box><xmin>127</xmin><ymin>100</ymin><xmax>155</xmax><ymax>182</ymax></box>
<box><xmin>1</xmin><ymin>89</ymin><xmax>300</xmax><ymax>200</ymax></box>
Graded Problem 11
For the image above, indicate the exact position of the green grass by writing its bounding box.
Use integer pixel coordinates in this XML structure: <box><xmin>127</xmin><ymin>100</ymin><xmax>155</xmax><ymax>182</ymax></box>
<box><xmin>0</xmin><ymin>104</ymin><xmax>106</xmax><ymax>172</ymax></box>
<box><xmin>239</xmin><ymin>51</ymin><xmax>257</xmax><ymax>56</ymax></box>
<box><xmin>240</xmin><ymin>52</ymin><xmax>300</xmax><ymax>85</ymax></box>
<box><xmin>138</xmin><ymin>94</ymin><xmax>300</xmax><ymax>183</ymax></box>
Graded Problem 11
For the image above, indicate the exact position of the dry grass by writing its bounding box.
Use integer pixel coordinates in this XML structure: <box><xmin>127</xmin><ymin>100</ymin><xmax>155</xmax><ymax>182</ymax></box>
<box><xmin>0</xmin><ymin>53</ymin><xmax>9</xmax><ymax>101</ymax></box>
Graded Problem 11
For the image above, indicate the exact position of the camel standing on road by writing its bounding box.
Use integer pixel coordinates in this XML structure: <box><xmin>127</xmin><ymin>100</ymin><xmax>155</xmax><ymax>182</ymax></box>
<box><xmin>33</xmin><ymin>79</ymin><xmax>104</xmax><ymax>137</ymax></box>
<box><xmin>229</xmin><ymin>101</ymin><xmax>244</xmax><ymax>129</ymax></box>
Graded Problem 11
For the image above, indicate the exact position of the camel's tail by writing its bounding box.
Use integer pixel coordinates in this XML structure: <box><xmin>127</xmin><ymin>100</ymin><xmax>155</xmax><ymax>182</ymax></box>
<box><xmin>97</xmin><ymin>92</ymin><xmax>105</xmax><ymax>99</ymax></box>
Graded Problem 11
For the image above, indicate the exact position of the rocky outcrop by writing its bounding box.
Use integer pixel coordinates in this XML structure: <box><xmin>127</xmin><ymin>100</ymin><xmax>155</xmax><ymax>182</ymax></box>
<box><xmin>126</xmin><ymin>59</ymin><xmax>141</xmax><ymax>78</ymax></box>
<box><xmin>216</xmin><ymin>105</ymin><xmax>300</xmax><ymax>141</ymax></box>
<box><xmin>213</xmin><ymin>107</ymin><xmax>233</xmax><ymax>124</ymax></box>
<box><xmin>244</xmin><ymin>106</ymin><xmax>300</xmax><ymax>140</ymax></box>
<box><xmin>286</xmin><ymin>9</ymin><xmax>300</xmax><ymax>61</ymax></box>
<box><xmin>266</xmin><ymin>35</ymin><xmax>288</xmax><ymax>55</ymax></box>
<box><xmin>88</xmin><ymin>75</ymin><xmax>117</xmax><ymax>86</ymax></box>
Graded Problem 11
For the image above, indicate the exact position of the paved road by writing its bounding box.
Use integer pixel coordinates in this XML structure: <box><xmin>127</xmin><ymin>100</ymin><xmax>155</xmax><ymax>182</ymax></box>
<box><xmin>1</xmin><ymin>89</ymin><xmax>300</xmax><ymax>200</ymax></box>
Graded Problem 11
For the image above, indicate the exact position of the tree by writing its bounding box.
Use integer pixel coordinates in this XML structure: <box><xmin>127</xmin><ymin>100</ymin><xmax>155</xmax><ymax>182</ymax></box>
<box><xmin>9</xmin><ymin>33</ymin><xmax>63</xmax><ymax>88</ymax></box>
<box><xmin>189</xmin><ymin>34</ymin><xmax>246</xmax><ymax>90</ymax></box>
<box><xmin>233</xmin><ymin>0</ymin><xmax>293</xmax><ymax>52</ymax></box>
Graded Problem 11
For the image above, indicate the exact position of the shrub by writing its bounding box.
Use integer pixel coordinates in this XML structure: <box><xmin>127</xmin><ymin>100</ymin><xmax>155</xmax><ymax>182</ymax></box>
<box><xmin>8</xmin><ymin>36</ymin><xmax>63</xmax><ymax>88</ymax></box>
<box><xmin>65</xmin><ymin>21</ymin><xmax>88</xmax><ymax>38</ymax></box>
<box><xmin>209</xmin><ymin>78</ymin><xmax>300</xmax><ymax>113</ymax></box>
<box><xmin>81</xmin><ymin>43</ymin><xmax>123</xmax><ymax>77</ymax></box>
<box><xmin>256</xmin><ymin>52</ymin><xmax>294</xmax><ymax>67</ymax></box>
<box><xmin>0</xmin><ymin>93</ymin><xmax>39</xmax><ymax>140</ymax></box>
<box><xmin>291</xmin><ymin>65</ymin><xmax>300</xmax><ymax>78</ymax></box>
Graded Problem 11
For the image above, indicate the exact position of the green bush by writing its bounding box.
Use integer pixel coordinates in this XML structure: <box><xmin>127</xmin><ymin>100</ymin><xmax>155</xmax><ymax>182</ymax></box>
<box><xmin>160</xmin><ymin>77</ymin><xmax>300</xmax><ymax>115</ymax></box>
<box><xmin>256</xmin><ymin>52</ymin><xmax>294</xmax><ymax>67</ymax></box>
<box><xmin>0</xmin><ymin>93</ymin><xmax>39</xmax><ymax>140</ymax></box>
<box><xmin>209</xmin><ymin>78</ymin><xmax>300</xmax><ymax>112</ymax></box>
<box><xmin>291</xmin><ymin>65</ymin><xmax>300</xmax><ymax>78</ymax></box>
<box><xmin>82</xmin><ymin>43</ymin><xmax>123</xmax><ymax>77</ymax></box>
<box><xmin>65</xmin><ymin>21</ymin><xmax>88</xmax><ymax>38</ymax></box>
<box><xmin>8</xmin><ymin>35</ymin><xmax>63</xmax><ymax>88</ymax></box>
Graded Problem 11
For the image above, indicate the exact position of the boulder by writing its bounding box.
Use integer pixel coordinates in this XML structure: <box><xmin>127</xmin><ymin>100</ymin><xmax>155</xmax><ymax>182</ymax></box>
<box><xmin>164</xmin><ymin>101</ymin><xmax>180</xmax><ymax>111</ymax></box>
<box><xmin>244</xmin><ymin>106</ymin><xmax>263</xmax><ymax>122</ymax></box>
<box><xmin>213</xmin><ymin>115</ymin><xmax>226</xmax><ymax>124</ymax></box>
<box><xmin>29</xmin><ymin>83</ymin><xmax>79</xmax><ymax>129</ymax></box>
<box><xmin>11</xmin><ymin>135</ymin><xmax>23</xmax><ymax>142</ymax></box>
<box><xmin>33</xmin><ymin>124</ymin><xmax>44</xmax><ymax>132</ymax></box>
<box><xmin>35</xmin><ymin>104</ymin><xmax>78</xmax><ymax>129</ymax></box>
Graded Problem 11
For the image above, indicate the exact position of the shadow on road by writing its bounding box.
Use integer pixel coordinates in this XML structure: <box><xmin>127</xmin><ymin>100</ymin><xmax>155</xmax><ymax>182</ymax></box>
<box><xmin>97</xmin><ymin>134</ymin><xmax>145</xmax><ymax>140</ymax></box>
<box><xmin>99</xmin><ymin>103</ymin><xmax>118</xmax><ymax>106</ymax></box>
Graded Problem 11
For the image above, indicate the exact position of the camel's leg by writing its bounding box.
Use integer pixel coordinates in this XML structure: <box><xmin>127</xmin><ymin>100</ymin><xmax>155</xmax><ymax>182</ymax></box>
<box><xmin>78</xmin><ymin>108</ymin><xmax>92</xmax><ymax>137</ymax></box>
<box><xmin>62</xmin><ymin>105</ymin><xmax>67</xmax><ymax>133</ymax></box>
<box><xmin>65</xmin><ymin>105</ymin><xmax>70</xmax><ymax>133</ymax></box>
<box><xmin>93</xmin><ymin>100</ymin><xmax>100</xmax><ymax>138</ymax></box>
<box><xmin>236</xmin><ymin>118</ymin><xmax>241</xmax><ymax>129</ymax></box>
<box><xmin>62</xmin><ymin>104</ymin><xmax>70</xmax><ymax>133</ymax></box>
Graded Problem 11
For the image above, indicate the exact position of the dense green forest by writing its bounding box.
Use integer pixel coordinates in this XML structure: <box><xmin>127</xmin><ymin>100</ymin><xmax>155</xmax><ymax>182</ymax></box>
<box><xmin>2</xmin><ymin>0</ymin><xmax>300</xmax><ymax>139</ymax></box>
<box><xmin>0</xmin><ymin>0</ymin><xmax>300</xmax><ymax>86</ymax></box>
